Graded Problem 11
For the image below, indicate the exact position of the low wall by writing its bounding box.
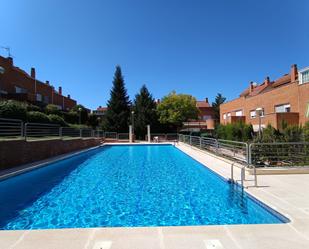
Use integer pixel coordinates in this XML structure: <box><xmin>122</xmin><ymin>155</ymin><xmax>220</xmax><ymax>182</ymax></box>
<box><xmin>0</xmin><ymin>138</ymin><xmax>102</xmax><ymax>170</ymax></box>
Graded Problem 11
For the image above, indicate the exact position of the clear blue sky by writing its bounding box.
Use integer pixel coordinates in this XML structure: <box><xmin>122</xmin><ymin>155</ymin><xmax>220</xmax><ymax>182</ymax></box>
<box><xmin>1</xmin><ymin>0</ymin><xmax>308</xmax><ymax>109</ymax></box>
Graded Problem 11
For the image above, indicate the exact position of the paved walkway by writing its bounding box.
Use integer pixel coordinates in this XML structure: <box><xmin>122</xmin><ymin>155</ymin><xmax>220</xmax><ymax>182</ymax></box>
<box><xmin>1</xmin><ymin>143</ymin><xmax>309</xmax><ymax>249</ymax></box>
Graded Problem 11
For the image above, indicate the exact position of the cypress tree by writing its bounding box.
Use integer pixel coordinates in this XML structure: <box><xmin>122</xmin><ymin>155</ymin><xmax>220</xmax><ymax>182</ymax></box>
<box><xmin>212</xmin><ymin>93</ymin><xmax>226</xmax><ymax>124</ymax></box>
<box><xmin>104</xmin><ymin>66</ymin><xmax>131</xmax><ymax>132</ymax></box>
<box><xmin>133</xmin><ymin>84</ymin><xmax>159</xmax><ymax>139</ymax></box>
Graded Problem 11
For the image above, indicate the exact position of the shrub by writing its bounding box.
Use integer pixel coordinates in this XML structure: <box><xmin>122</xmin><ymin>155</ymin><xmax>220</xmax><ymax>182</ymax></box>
<box><xmin>215</xmin><ymin>122</ymin><xmax>253</xmax><ymax>141</ymax></box>
<box><xmin>48</xmin><ymin>114</ymin><xmax>67</xmax><ymax>126</ymax></box>
<box><xmin>27</xmin><ymin>111</ymin><xmax>50</xmax><ymax>123</ymax></box>
<box><xmin>282</xmin><ymin>125</ymin><xmax>304</xmax><ymax>142</ymax></box>
<box><xmin>45</xmin><ymin>104</ymin><xmax>61</xmax><ymax>115</ymax></box>
<box><xmin>62</xmin><ymin>111</ymin><xmax>79</xmax><ymax>124</ymax></box>
<box><xmin>0</xmin><ymin>100</ymin><xmax>27</xmax><ymax>121</ymax></box>
<box><xmin>26</xmin><ymin>104</ymin><xmax>41</xmax><ymax>112</ymax></box>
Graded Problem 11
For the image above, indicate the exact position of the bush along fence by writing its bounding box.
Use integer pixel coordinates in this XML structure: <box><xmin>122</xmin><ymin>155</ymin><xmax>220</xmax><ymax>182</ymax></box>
<box><xmin>178</xmin><ymin>134</ymin><xmax>309</xmax><ymax>168</ymax></box>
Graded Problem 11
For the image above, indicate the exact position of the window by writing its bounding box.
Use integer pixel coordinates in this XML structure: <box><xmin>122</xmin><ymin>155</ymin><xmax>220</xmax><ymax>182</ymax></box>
<box><xmin>15</xmin><ymin>86</ymin><xmax>27</xmax><ymax>94</ymax></box>
<box><xmin>223</xmin><ymin>114</ymin><xmax>227</xmax><ymax>120</ymax></box>
<box><xmin>227</xmin><ymin>113</ymin><xmax>231</xmax><ymax>117</ymax></box>
<box><xmin>36</xmin><ymin>93</ymin><xmax>42</xmax><ymax>102</ymax></box>
<box><xmin>43</xmin><ymin>96</ymin><xmax>49</xmax><ymax>104</ymax></box>
<box><xmin>299</xmin><ymin>68</ymin><xmax>309</xmax><ymax>84</ymax></box>
<box><xmin>235</xmin><ymin>110</ymin><xmax>243</xmax><ymax>116</ymax></box>
<box><xmin>275</xmin><ymin>104</ymin><xmax>291</xmax><ymax>113</ymax></box>
<box><xmin>250</xmin><ymin>110</ymin><xmax>256</xmax><ymax>119</ymax></box>
<box><xmin>202</xmin><ymin>115</ymin><xmax>211</xmax><ymax>120</ymax></box>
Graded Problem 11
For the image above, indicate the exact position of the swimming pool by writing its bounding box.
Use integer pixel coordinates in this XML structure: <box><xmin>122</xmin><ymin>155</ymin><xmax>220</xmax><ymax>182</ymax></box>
<box><xmin>0</xmin><ymin>144</ymin><xmax>287</xmax><ymax>229</ymax></box>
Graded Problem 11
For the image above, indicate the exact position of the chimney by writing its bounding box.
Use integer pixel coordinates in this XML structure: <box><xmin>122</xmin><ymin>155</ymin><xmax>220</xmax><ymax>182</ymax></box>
<box><xmin>290</xmin><ymin>64</ymin><xmax>298</xmax><ymax>82</ymax></box>
<box><xmin>31</xmin><ymin>67</ymin><xmax>36</xmax><ymax>78</ymax></box>
<box><xmin>58</xmin><ymin>86</ymin><xmax>62</xmax><ymax>95</ymax></box>
<box><xmin>264</xmin><ymin>76</ymin><xmax>270</xmax><ymax>86</ymax></box>
<box><xmin>205</xmin><ymin>97</ymin><xmax>209</xmax><ymax>103</ymax></box>
<box><xmin>46</xmin><ymin>80</ymin><xmax>50</xmax><ymax>85</ymax></box>
<box><xmin>7</xmin><ymin>57</ymin><xmax>13</xmax><ymax>66</ymax></box>
<box><xmin>249</xmin><ymin>81</ymin><xmax>254</xmax><ymax>93</ymax></box>
<box><xmin>67</xmin><ymin>94</ymin><xmax>70</xmax><ymax>99</ymax></box>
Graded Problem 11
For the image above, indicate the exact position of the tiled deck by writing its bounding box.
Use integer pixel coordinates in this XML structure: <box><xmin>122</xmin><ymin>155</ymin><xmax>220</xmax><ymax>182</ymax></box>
<box><xmin>1</xmin><ymin>142</ymin><xmax>309</xmax><ymax>249</ymax></box>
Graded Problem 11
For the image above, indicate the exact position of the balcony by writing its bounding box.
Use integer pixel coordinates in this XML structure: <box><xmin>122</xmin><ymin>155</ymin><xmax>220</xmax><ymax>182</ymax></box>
<box><xmin>251</xmin><ymin>112</ymin><xmax>299</xmax><ymax>131</ymax></box>
<box><xmin>182</xmin><ymin>119</ymin><xmax>215</xmax><ymax>131</ymax></box>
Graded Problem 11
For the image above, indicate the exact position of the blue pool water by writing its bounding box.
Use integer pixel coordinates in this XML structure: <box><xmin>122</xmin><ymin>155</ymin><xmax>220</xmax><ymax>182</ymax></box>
<box><xmin>0</xmin><ymin>145</ymin><xmax>286</xmax><ymax>229</ymax></box>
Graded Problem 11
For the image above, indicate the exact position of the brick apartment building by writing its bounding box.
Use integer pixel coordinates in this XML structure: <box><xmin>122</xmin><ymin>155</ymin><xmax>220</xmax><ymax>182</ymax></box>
<box><xmin>220</xmin><ymin>64</ymin><xmax>309</xmax><ymax>131</ymax></box>
<box><xmin>183</xmin><ymin>98</ymin><xmax>215</xmax><ymax>131</ymax></box>
<box><xmin>0</xmin><ymin>56</ymin><xmax>76</xmax><ymax>110</ymax></box>
<box><xmin>92</xmin><ymin>106</ymin><xmax>107</xmax><ymax>117</ymax></box>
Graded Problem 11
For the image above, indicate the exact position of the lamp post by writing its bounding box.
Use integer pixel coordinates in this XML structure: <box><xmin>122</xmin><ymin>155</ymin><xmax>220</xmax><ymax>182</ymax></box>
<box><xmin>131</xmin><ymin>111</ymin><xmax>135</xmax><ymax>137</ymax></box>
<box><xmin>78</xmin><ymin>107</ymin><xmax>82</xmax><ymax>125</ymax></box>
<box><xmin>0</xmin><ymin>66</ymin><xmax>5</xmax><ymax>100</ymax></box>
<box><xmin>255</xmin><ymin>107</ymin><xmax>263</xmax><ymax>140</ymax></box>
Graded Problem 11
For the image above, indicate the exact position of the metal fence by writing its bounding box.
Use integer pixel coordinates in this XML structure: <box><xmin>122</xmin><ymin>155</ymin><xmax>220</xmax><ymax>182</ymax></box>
<box><xmin>117</xmin><ymin>133</ymin><xmax>129</xmax><ymax>140</ymax></box>
<box><xmin>25</xmin><ymin>123</ymin><xmax>60</xmax><ymax>140</ymax></box>
<box><xmin>0</xmin><ymin>118</ymin><xmax>23</xmax><ymax>139</ymax></box>
<box><xmin>105</xmin><ymin>132</ymin><xmax>117</xmax><ymax>140</ymax></box>
<box><xmin>249</xmin><ymin>142</ymin><xmax>309</xmax><ymax>167</ymax></box>
<box><xmin>145</xmin><ymin>133</ymin><xmax>178</xmax><ymax>142</ymax></box>
<box><xmin>179</xmin><ymin>134</ymin><xmax>248</xmax><ymax>163</ymax></box>
<box><xmin>179</xmin><ymin>134</ymin><xmax>309</xmax><ymax>168</ymax></box>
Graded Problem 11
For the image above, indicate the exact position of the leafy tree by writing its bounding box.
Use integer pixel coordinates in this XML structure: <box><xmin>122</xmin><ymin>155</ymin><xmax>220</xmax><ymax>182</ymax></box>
<box><xmin>157</xmin><ymin>91</ymin><xmax>198</xmax><ymax>130</ymax></box>
<box><xmin>133</xmin><ymin>85</ymin><xmax>159</xmax><ymax>139</ymax></box>
<box><xmin>71</xmin><ymin>104</ymin><xmax>89</xmax><ymax>124</ymax></box>
<box><xmin>104</xmin><ymin>66</ymin><xmax>131</xmax><ymax>132</ymax></box>
<box><xmin>212</xmin><ymin>93</ymin><xmax>226</xmax><ymax>124</ymax></box>
<box><xmin>87</xmin><ymin>113</ymin><xmax>99</xmax><ymax>129</ymax></box>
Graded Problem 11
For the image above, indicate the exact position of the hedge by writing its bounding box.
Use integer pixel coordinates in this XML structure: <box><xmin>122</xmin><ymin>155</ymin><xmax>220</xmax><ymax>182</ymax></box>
<box><xmin>0</xmin><ymin>100</ymin><xmax>27</xmax><ymax>121</ymax></box>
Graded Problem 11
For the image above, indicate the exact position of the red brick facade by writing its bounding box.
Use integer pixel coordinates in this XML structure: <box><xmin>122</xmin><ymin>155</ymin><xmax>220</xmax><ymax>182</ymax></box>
<box><xmin>220</xmin><ymin>65</ymin><xmax>309</xmax><ymax>131</ymax></box>
<box><xmin>0</xmin><ymin>56</ymin><xmax>76</xmax><ymax>110</ymax></box>
<box><xmin>183</xmin><ymin>98</ymin><xmax>216</xmax><ymax>131</ymax></box>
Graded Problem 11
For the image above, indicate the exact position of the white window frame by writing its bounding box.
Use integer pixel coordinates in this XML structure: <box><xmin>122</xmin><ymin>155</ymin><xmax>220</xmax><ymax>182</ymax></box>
<box><xmin>299</xmin><ymin>67</ymin><xmax>309</xmax><ymax>85</ymax></box>
<box><xmin>275</xmin><ymin>104</ymin><xmax>291</xmax><ymax>113</ymax></box>
<box><xmin>250</xmin><ymin>110</ymin><xmax>256</xmax><ymax>119</ymax></box>
<box><xmin>36</xmin><ymin>93</ymin><xmax>42</xmax><ymax>102</ymax></box>
<box><xmin>223</xmin><ymin>114</ymin><xmax>227</xmax><ymax>120</ymax></box>
<box><xmin>15</xmin><ymin>86</ymin><xmax>27</xmax><ymax>94</ymax></box>
<box><xmin>235</xmin><ymin>110</ymin><xmax>243</xmax><ymax>117</ymax></box>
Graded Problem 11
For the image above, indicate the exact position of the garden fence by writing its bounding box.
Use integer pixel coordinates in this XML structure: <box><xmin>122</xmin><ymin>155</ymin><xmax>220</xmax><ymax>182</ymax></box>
<box><xmin>0</xmin><ymin>118</ymin><xmax>23</xmax><ymax>139</ymax></box>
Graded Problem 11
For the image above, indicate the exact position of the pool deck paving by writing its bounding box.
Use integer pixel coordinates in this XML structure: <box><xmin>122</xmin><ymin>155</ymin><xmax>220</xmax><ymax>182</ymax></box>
<box><xmin>1</xmin><ymin>142</ymin><xmax>309</xmax><ymax>249</ymax></box>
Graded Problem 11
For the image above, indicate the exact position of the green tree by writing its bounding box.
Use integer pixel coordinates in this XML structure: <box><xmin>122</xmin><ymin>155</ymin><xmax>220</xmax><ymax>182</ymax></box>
<box><xmin>104</xmin><ymin>66</ymin><xmax>131</xmax><ymax>132</ymax></box>
<box><xmin>133</xmin><ymin>84</ymin><xmax>159</xmax><ymax>139</ymax></box>
<box><xmin>157</xmin><ymin>91</ymin><xmax>198</xmax><ymax>130</ymax></box>
<box><xmin>71</xmin><ymin>104</ymin><xmax>89</xmax><ymax>124</ymax></box>
<box><xmin>212</xmin><ymin>93</ymin><xmax>226</xmax><ymax>124</ymax></box>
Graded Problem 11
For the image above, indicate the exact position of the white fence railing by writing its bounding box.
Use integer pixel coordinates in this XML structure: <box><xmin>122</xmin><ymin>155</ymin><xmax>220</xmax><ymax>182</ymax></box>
<box><xmin>145</xmin><ymin>133</ymin><xmax>178</xmax><ymax>142</ymax></box>
<box><xmin>179</xmin><ymin>134</ymin><xmax>248</xmax><ymax>163</ymax></box>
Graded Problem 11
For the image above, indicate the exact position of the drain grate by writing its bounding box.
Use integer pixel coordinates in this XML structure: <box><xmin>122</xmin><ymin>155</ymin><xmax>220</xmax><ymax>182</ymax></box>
<box><xmin>92</xmin><ymin>240</ymin><xmax>113</xmax><ymax>249</ymax></box>
<box><xmin>204</xmin><ymin>239</ymin><xmax>224</xmax><ymax>249</ymax></box>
